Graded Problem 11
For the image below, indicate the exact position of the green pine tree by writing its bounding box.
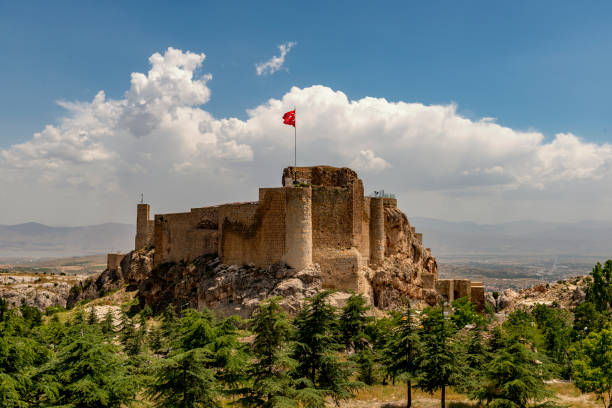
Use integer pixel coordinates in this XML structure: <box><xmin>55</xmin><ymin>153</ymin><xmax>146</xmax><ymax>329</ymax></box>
<box><xmin>388</xmin><ymin>304</ymin><xmax>422</xmax><ymax>408</ymax></box>
<box><xmin>148</xmin><ymin>348</ymin><xmax>219</xmax><ymax>408</ymax></box>
<box><xmin>586</xmin><ymin>260</ymin><xmax>612</xmax><ymax>312</ymax></box>
<box><xmin>292</xmin><ymin>291</ymin><xmax>362</xmax><ymax>404</ymax></box>
<box><xmin>240</xmin><ymin>297</ymin><xmax>323</xmax><ymax>408</ymax></box>
<box><xmin>474</xmin><ymin>333</ymin><xmax>555</xmax><ymax>408</ymax></box>
<box><xmin>88</xmin><ymin>307</ymin><xmax>97</xmax><ymax>325</ymax></box>
<box><xmin>571</xmin><ymin>326</ymin><xmax>612</xmax><ymax>408</ymax></box>
<box><xmin>40</xmin><ymin>325</ymin><xmax>136</xmax><ymax>407</ymax></box>
<box><xmin>101</xmin><ymin>310</ymin><xmax>115</xmax><ymax>336</ymax></box>
<box><xmin>417</xmin><ymin>306</ymin><xmax>459</xmax><ymax>408</ymax></box>
<box><xmin>339</xmin><ymin>293</ymin><xmax>371</xmax><ymax>353</ymax></box>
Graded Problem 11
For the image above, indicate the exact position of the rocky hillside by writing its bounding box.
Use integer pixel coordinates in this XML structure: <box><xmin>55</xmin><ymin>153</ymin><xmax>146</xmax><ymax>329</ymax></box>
<box><xmin>68</xmin><ymin>249</ymin><xmax>323</xmax><ymax>317</ymax></box>
<box><xmin>486</xmin><ymin>275</ymin><xmax>589</xmax><ymax>313</ymax></box>
<box><xmin>68</xmin><ymin>247</ymin><xmax>441</xmax><ymax>317</ymax></box>
<box><xmin>0</xmin><ymin>273</ymin><xmax>87</xmax><ymax>310</ymax></box>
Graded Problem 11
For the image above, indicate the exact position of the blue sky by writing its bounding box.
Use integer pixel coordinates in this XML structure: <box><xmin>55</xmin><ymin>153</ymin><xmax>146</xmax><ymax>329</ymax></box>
<box><xmin>2</xmin><ymin>1</ymin><xmax>612</xmax><ymax>226</ymax></box>
<box><xmin>2</xmin><ymin>1</ymin><xmax>612</xmax><ymax>148</ymax></box>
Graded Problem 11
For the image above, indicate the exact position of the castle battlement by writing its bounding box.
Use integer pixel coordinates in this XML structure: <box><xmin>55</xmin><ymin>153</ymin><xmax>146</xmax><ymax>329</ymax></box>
<box><xmin>112</xmin><ymin>166</ymin><xmax>484</xmax><ymax>310</ymax></box>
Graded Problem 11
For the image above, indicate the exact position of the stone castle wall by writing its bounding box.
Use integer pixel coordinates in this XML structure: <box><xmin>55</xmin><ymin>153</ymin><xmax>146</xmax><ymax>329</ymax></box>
<box><xmin>111</xmin><ymin>165</ymin><xmax>485</xmax><ymax>311</ymax></box>
<box><xmin>135</xmin><ymin>204</ymin><xmax>154</xmax><ymax>250</ymax></box>
<box><xmin>154</xmin><ymin>211</ymin><xmax>218</xmax><ymax>266</ymax></box>
<box><xmin>283</xmin><ymin>187</ymin><xmax>313</xmax><ymax>271</ymax></box>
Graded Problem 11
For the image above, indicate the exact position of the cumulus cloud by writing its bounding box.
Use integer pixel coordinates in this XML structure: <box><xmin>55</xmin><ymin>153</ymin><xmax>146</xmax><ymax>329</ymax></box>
<box><xmin>2</xmin><ymin>47</ymin><xmax>612</xmax><ymax>225</ymax></box>
<box><xmin>350</xmin><ymin>150</ymin><xmax>391</xmax><ymax>173</ymax></box>
<box><xmin>255</xmin><ymin>42</ymin><xmax>296</xmax><ymax>76</ymax></box>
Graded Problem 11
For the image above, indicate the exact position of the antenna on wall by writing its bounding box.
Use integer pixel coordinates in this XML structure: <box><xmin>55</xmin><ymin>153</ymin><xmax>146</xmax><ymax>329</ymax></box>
<box><xmin>140</xmin><ymin>193</ymin><xmax>144</xmax><ymax>204</ymax></box>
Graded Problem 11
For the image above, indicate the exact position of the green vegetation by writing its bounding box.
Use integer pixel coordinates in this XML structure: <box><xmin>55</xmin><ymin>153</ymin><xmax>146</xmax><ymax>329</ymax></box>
<box><xmin>2</xmin><ymin>260</ymin><xmax>612</xmax><ymax>407</ymax></box>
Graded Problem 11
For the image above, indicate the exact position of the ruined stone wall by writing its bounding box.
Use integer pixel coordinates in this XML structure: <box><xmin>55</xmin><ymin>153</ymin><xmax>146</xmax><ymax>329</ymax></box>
<box><xmin>282</xmin><ymin>166</ymin><xmax>359</xmax><ymax>187</ymax></box>
<box><xmin>283</xmin><ymin>187</ymin><xmax>313</xmax><ymax>271</ymax></box>
<box><xmin>359</xmin><ymin>197</ymin><xmax>371</xmax><ymax>261</ymax></box>
<box><xmin>153</xmin><ymin>210</ymin><xmax>218</xmax><ymax>266</ymax></box>
<box><xmin>218</xmin><ymin>203</ymin><xmax>261</xmax><ymax>266</ymax></box>
<box><xmin>311</xmin><ymin>186</ymin><xmax>356</xmax><ymax>249</ymax></box>
<box><xmin>313</xmin><ymin>247</ymin><xmax>364</xmax><ymax>291</ymax></box>
<box><xmin>435</xmin><ymin>278</ymin><xmax>485</xmax><ymax>310</ymax></box>
<box><xmin>369</xmin><ymin>198</ymin><xmax>385</xmax><ymax>265</ymax></box>
<box><xmin>218</xmin><ymin>189</ymin><xmax>289</xmax><ymax>267</ymax></box>
<box><xmin>470</xmin><ymin>282</ymin><xmax>485</xmax><ymax>311</ymax></box>
<box><xmin>107</xmin><ymin>253</ymin><xmax>125</xmax><ymax>271</ymax></box>
<box><xmin>352</xmin><ymin>180</ymin><xmax>364</xmax><ymax>252</ymax></box>
<box><xmin>256</xmin><ymin>189</ymin><xmax>288</xmax><ymax>266</ymax></box>
<box><xmin>383</xmin><ymin>198</ymin><xmax>397</xmax><ymax>208</ymax></box>
<box><xmin>191</xmin><ymin>207</ymin><xmax>219</xmax><ymax>229</ymax></box>
<box><xmin>135</xmin><ymin>204</ymin><xmax>154</xmax><ymax>250</ymax></box>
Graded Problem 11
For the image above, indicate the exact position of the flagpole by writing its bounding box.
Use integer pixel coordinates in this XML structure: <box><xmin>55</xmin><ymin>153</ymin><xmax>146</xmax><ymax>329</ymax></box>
<box><xmin>294</xmin><ymin>107</ymin><xmax>297</xmax><ymax>168</ymax></box>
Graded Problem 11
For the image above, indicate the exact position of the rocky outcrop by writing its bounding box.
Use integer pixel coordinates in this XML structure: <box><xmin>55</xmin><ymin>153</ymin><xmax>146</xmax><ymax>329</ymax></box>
<box><xmin>370</xmin><ymin>255</ymin><xmax>441</xmax><ymax>309</ymax></box>
<box><xmin>489</xmin><ymin>276</ymin><xmax>590</xmax><ymax>313</ymax></box>
<box><xmin>1</xmin><ymin>274</ymin><xmax>87</xmax><ymax>310</ymax></box>
<box><xmin>384</xmin><ymin>207</ymin><xmax>437</xmax><ymax>276</ymax></box>
<box><xmin>138</xmin><ymin>255</ymin><xmax>322</xmax><ymax>317</ymax></box>
<box><xmin>67</xmin><ymin>248</ymin><xmax>154</xmax><ymax>308</ymax></box>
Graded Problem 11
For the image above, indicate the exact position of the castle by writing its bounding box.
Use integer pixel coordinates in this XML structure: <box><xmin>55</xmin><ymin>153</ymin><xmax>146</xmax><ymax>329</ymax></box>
<box><xmin>108</xmin><ymin>166</ymin><xmax>484</xmax><ymax>310</ymax></box>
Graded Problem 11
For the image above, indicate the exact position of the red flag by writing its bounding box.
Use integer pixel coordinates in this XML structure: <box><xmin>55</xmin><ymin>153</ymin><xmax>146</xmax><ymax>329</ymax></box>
<box><xmin>282</xmin><ymin>110</ymin><xmax>296</xmax><ymax>127</ymax></box>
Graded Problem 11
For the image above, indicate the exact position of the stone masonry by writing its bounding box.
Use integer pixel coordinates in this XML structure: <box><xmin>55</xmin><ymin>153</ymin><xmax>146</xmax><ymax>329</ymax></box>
<box><xmin>109</xmin><ymin>165</ymin><xmax>485</xmax><ymax>309</ymax></box>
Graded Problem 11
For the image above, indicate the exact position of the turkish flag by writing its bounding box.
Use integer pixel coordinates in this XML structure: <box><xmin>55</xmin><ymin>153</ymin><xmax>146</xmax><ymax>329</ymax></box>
<box><xmin>282</xmin><ymin>110</ymin><xmax>296</xmax><ymax>127</ymax></box>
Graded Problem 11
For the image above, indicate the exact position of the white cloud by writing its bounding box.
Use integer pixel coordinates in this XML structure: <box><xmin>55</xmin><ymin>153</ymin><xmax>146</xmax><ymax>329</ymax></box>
<box><xmin>255</xmin><ymin>42</ymin><xmax>296</xmax><ymax>76</ymax></box>
<box><xmin>2</xmin><ymin>47</ymin><xmax>612</xmax><ymax>225</ymax></box>
<box><xmin>350</xmin><ymin>150</ymin><xmax>391</xmax><ymax>173</ymax></box>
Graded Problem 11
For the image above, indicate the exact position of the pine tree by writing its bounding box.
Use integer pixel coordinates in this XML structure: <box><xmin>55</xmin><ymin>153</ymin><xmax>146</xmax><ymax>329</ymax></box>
<box><xmin>388</xmin><ymin>304</ymin><xmax>422</xmax><ymax>408</ymax></box>
<box><xmin>88</xmin><ymin>307</ymin><xmax>97</xmax><ymax>325</ymax></box>
<box><xmin>41</xmin><ymin>324</ymin><xmax>136</xmax><ymax>407</ymax></box>
<box><xmin>292</xmin><ymin>291</ymin><xmax>361</xmax><ymax>404</ymax></box>
<box><xmin>586</xmin><ymin>260</ymin><xmax>612</xmax><ymax>312</ymax></box>
<box><xmin>455</xmin><ymin>328</ymin><xmax>487</xmax><ymax>395</ymax></box>
<box><xmin>148</xmin><ymin>348</ymin><xmax>219</xmax><ymax>408</ymax></box>
<box><xmin>355</xmin><ymin>347</ymin><xmax>378</xmax><ymax>386</ymax></box>
<box><xmin>240</xmin><ymin>297</ymin><xmax>323</xmax><ymax>407</ymax></box>
<box><xmin>101</xmin><ymin>310</ymin><xmax>115</xmax><ymax>336</ymax></box>
<box><xmin>339</xmin><ymin>293</ymin><xmax>371</xmax><ymax>353</ymax></box>
<box><xmin>371</xmin><ymin>314</ymin><xmax>398</xmax><ymax>385</ymax></box>
<box><xmin>572</xmin><ymin>301</ymin><xmax>606</xmax><ymax>340</ymax></box>
<box><xmin>161</xmin><ymin>304</ymin><xmax>178</xmax><ymax>339</ymax></box>
<box><xmin>532</xmin><ymin>304</ymin><xmax>572</xmax><ymax>378</ymax></box>
<box><xmin>571</xmin><ymin>326</ymin><xmax>612</xmax><ymax>408</ymax></box>
<box><xmin>417</xmin><ymin>306</ymin><xmax>459</xmax><ymax>408</ymax></box>
<box><xmin>120</xmin><ymin>314</ymin><xmax>136</xmax><ymax>345</ymax></box>
<box><xmin>474</xmin><ymin>332</ymin><xmax>554</xmax><ymax>408</ymax></box>
<box><xmin>148</xmin><ymin>325</ymin><xmax>165</xmax><ymax>354</ymax></box>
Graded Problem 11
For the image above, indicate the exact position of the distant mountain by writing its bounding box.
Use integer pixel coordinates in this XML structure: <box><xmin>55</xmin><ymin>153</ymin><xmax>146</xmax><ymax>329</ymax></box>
<box><xmin>2</xmin><ymin>218</ymin><xmax>611</xmax><ymax>260</ymax></box>
<box><xmin>0</xmin><ymin>222</ymin><xmax>134</xmax><ymax>258</ymax></box>
<box><xmin>409</xmin><ymin>217</ymin><xmax>612</xmax><ymax>258</ymax></box>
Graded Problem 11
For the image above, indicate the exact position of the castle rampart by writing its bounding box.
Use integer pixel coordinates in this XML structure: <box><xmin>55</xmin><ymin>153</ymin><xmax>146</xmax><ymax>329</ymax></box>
<box><xmin>283</xmin><ymin>187</ymin><xmax>313</xmax><ymax>271</ymax></box>
<box><xmin>111</xmin><ymin>165</ymin><xmax>485</xmax><ymax>310</ymax></box>
<box><xmin>135</xmin><ymin>204</ymin><xmax>154</xmax><ymax>250</ymax></box>
<box><xmin>369</xmin><ymin>197</ymin><xmax>385</xmax><ymax>265</ymax></box>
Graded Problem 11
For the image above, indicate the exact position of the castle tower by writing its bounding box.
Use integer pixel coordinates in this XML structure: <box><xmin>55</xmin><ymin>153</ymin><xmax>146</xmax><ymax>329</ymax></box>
<box><xmin>369</xmin><ymin>197</ymin><xmax>385</xmax><ymax>265</ymax></box>
<box><xmin>135</xmin><ymin>203</ymin><xmax>153</xmax><ymax>250</ymax></box>
<box><xmin>283</xmin><ymin>187</ymin><xmax>313</xmax><ymax>271</ymax></box>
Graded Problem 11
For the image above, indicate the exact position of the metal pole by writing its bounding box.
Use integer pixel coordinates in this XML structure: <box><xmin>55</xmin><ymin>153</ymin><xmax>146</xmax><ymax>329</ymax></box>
<box><xmin>294</xmin><ymin>107</ymin><xmax>297</xmax><ymax>168</ymax></box>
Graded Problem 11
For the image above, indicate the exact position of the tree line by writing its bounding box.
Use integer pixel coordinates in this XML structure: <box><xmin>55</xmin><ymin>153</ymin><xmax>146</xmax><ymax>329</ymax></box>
<box><xmin>2</xmin><ymin>260</ymin><xmax>612</xmax><ymax>408</ymax></box>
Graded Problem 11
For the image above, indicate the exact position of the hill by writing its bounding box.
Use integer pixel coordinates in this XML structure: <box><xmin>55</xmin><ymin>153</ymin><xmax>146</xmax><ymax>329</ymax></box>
<box><xmin>0</xmin><ymin>222</ymin><xmax>134</xmax><ymax>258</ymax></box>
<box><xmin>411</xmin><ymin>217</ymin><xmax>612</xmax><ymax>257</ymax></box>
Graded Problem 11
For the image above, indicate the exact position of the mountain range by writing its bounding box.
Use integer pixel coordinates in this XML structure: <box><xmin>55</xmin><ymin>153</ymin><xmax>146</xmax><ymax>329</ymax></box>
<box><xmin>410</xmin><ymin>217</ymin><xmax>612</xmax><ymax>258</ymax></box>
<box><xmin>0</xmin><ymin>222</ymin><xmax>134</xmax><ymax>258</ymax></box>
<box><xmin>0</xmin><ymin>218</ymin><xmax>611</xmax><ymax>259</ymax></box>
